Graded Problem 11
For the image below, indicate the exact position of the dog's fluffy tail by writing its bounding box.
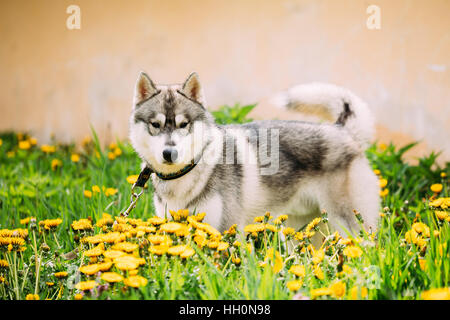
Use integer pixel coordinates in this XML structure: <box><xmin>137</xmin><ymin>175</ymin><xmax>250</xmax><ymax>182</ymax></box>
<box><xmin>271</xmin><ymin>82</ymin><xmax>375</xmax><ymax>148</ymax></box>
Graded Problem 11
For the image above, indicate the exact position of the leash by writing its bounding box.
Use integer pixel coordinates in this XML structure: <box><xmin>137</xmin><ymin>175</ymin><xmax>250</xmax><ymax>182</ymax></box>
<box><xmin>116</xmin><ymin>158</ymin><xmax>200</xmax><ymax>221</ymax></box>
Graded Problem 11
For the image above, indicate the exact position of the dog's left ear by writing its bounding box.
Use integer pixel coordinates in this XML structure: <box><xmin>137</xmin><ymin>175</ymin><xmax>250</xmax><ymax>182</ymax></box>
<box><xmin>181</xmin><ymin>72</ymin><xmax>206</xmax><ymax>107</ymax></box>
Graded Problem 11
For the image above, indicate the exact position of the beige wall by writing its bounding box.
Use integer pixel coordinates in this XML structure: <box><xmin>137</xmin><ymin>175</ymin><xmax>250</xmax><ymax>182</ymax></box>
<box><xmin>1</xmin><ymin>0</ymin><xmax>449</xmax><ymax>162</ymax></box>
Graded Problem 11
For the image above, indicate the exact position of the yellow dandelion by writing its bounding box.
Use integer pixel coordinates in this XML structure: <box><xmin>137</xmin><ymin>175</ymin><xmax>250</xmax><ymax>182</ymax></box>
<box><xmin>41</xmin><ymin>145</ymin><xmax>56</xmax><ymax>153</ymax></box>
<box><xmin>310</xmin><ymin>287</ymin><xmax>332</xmax><ymax>298</ymax></box>
<box><xmin>25</xmin><ymin>294</ymin><xmax>40</xmax><ymax>300</ymax></box>
<box><xmin>180</xmin><ymin>247</ymin><xmax>196</xmax><ymax>259</ymax></box>
<box><xmin>412</xmin><ymin>222</ymin><xmax>430</xmax><ymax>237</ymax></box>
<box><xmin>124</xmin><ymin>275</ymin><xmax>148</xmax><ymax>288</ymax></box>
<box><xmin>114</xmin><ymin>256</ymin><xmax>141</xmax><ymax>271</ymax></box>
<box><xmin>104</xmin><ymin>188</ymin><xmax>118</xmax><ymax>196</ymax></box>
<box><xmin>313</xmin><ymin>265</ymin><xmax>324</xmax><ymax>280</ymax></box>
<box><xmin>79</xmin><ymin>264</ymin><xmax>100</xmax><ymax>276</ymax></box>
<box><xmin>312</xmin><ymin>249</ymin><xmax>325</xmax><ymax>265</ymax></box>
<box><xmin>103</xmin><ymin>250</ymin><xmax>126</xmax><ymax>259</ymax></box>
<box><xmin>168</xmin><ymin>245</ymin><xmax>188</xmax><ymax>256</ymax></box>
<box><xmin>286</xmin><ymin>280</ymin><xmax>303</xmax><ymax>291</ymax></box>
<box><xmin>350</xmin><ymin>286</ymin><xmax>368</xmax><ymax>300</ymax></box>
<box><xmin>74</xmin><ymin>293</ymin><xmax>83</xmax><ymax>300</ymax></box>
<box><xmin>373</xmin><ymin>169</ymin><xmax>381</xmax><ymax>175</ymax></box>
<box><xmin>84</xmin><ymin>246</ymin><xmax>104</xmax><ymax>257</ymax></box>
<box><xmin>282</xmin><ymin>227</ymin><xmax>295</xmax><ymax>236</ymax></box>
<box><xmin>379</xmin><ymin>178</ymin><xmax>388</xmax><ymax>189</ymax></box>
<box><xmin>289</xmin><ymin>265</ymin><xmax>306</xmax><ymax>277</ymax></box>
<box><xmin>107</xmin><ymin>152</ymin><xmax>116</xmax><ymax>160</ymax></box>
<box><xmin>330</xmin><ymin>281</ymin><xmax>346</xmax><ymax>298</ymax></box>
<box><xmin>263</xmin><ymin>248</ymin><xmax>283</xmax><ymax>274</ymax></box>
<box><xmin>380</xmin><ymin>188</ymin><xmax>389</xmax><ymax>197</ymax></box>
<box><xmin>217</xmin><ymin>242</ymin><xmax>229</xmax><ymax>251</ymax></box>
<box><xmin>19</xmin><ymin>140</ymin><xmax>31</xmax><ymax>150</ymax></box>
<box><xmin>54</xmin><ymin>271</ymin><xmax>68</xmax><ymax>278</ymax></box>
<box><xmin>101</xmin><ymin>272</ymin><xmax>123</xmax><ymax>283</ymax></box>
<box><xmin>51</xmin><ymin>159</ymin><xmax>62</xmax><ymax>171</ymax></box>
<box><xmin>421</xmin><ymin>288</ymin><xmax>450</xmax><ymax>300</ymax></box>
<box><xmin>84</xmin><ymin>190</ymin><xmax>93</xmax><ymax>198</ymax></box>
<box><xmin>435</xmin><ymin>211</ymin><xmax>448</xmax><ymax>221</ymax></box>
<box><xmin>160</xmin><ymin>222</ymin><xmax>184</xmax><ymax>233</ymax></box>
<box><xmin>343</xmin><ymin>246</ymin><xmax>363</xmax><ymax>258</ymax></box>
<box><xmin>244</xmin><ymin>224</ymin><xmax>265</xmax><ymax>233</ymax></box>
<box><xmin>113</xmin><ymin>147</ymin><xmax>122</xmax><ymax>156</ymax></box>
<box><xmin>71</xmin><ymin>154</ymin><xmax>80</xmax><ymax>163</ymax></box>
<box><xmin>430</xmin><ymin>184</ymin><xmax>443</xmax><ymax>193</ymax></box>
<box><xmin>148</xmin><ymin>216</ymin><xmax>166</xmax><ymax>226</ymax></box>
<box><xmin>127</xmin><ymin>175</ymin><xmax>139</xmax><ymax>185</ymax></box>
<box><xmin>149</xmin><ymin>245</ymin><xmax>169</xmax><ymax>255</ymax></box>
<box><xmin>75</xmin><ymin>280</ymin><xmax>97</xmax><ymax>291</ymax></box>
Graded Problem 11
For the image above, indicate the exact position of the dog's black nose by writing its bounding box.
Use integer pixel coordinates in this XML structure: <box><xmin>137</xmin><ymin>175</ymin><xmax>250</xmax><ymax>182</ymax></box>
<box><xmin>162</xmin><ymin>148</ymin><xmax>178</xmax><ymax>163</ymax></box>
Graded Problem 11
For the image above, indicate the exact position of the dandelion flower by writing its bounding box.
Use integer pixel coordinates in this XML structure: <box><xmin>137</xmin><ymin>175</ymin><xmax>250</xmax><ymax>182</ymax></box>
<box><xmin>286</xmin><ymin>280</ymin><xmax>303</xmax><ymax>291</ymax></box>
<box><xmin>310</xmin><ymin>287</ymin><xmax>332</xmax><ymax>298</ymax></box>
<box><xmin>101</xmin><ymin>272</ymin><xmax>124</xmax><ymax>283</ymax></box>
<box><xmin>430</xmin><ymin>184</ymin><xmax>443</xmax><ymax>193</ymax></box>
<box><xmin>244</xmin><ymin>224</ymin><xmax>265</xmax><ymax>233</ymax></box>
<box><xmin>124</xmin><ymin>275</ymin><xmax>148</xmax><ymax>288</ymax></box>
<box><xmin>104</xmin><ymin>188</ymin><xmax>118</xmax><ymax>196</ymax></box>
<box><xmin>263</xmin><ymin>248</ymin><xmax>283</xmax><ymax>274</ymax></box>
<box><xmin>71</xmin><ymin>154</ymin><xmax>80</xmax><ymax>163</ymax></box>
<box><xmin>41</xmin><ymin>145</ymin><xmax>56</xmax><ymax>153</ymax></box>
<box><xmin>19</xmin><ymin>140</ymin><xmax>31</xmax><ymax>150</ymax></box>
<box><xmin>114</xmin><ymin>256</ymin><xmax>141</xmax><ymax>271</ymax></box>
<box><xmin>436</xmin><ymin>211</ymin><xmax>448</xmax><ymax>221</ymax></box>
<box><xmin>313</xmin><ymin>265</ymin><xmax>324</xmax><ymax>280</ymax></box>
<box><xmin>149</xmin><ymin>245</ymin><xmax>169</xmax><ymax>255</ymax></box>
<box><xmin>160</xmin><ymin>222</ymin><xmax>183</xmax><ymax>233</ymax></box>
<box><xmin>330</xmin><ymin>281</ymin><xmax>346</xmax><ymax>298</ymax></box>
<box><xmin>379</xmin><ymin>178</ymin><xmax>388</xmax><ymax>188</ymax></box>
<box><xmin>112</xmin><ymin>242</ymin><xmax>139</xmax><ymax>253</ymax></box>
<box><xmin>103</xmin><ymin>250</ymin><xmax>126</xmax><ymax>259</ymax></box>
<box><xmin>350</xmin><ymin>286</ymin><xmax>368</xmax><ymax>300</ymax></box>
<box><xmin>127</xmin><ymin>175</ymin><xmax>139</xmax><ymax>185</ymax></box>
<box><xmin>312</xmin><ymin>249</ymin><xmax>325</xmax><ymax>265</ymax></box>
<box><xmin>343</xmin><ymin>246</ymin><xmax>363</xmax><ymax>258</ymax></box>
<box><xmin>75</xmin><ymin>280</ymin><xmax>97</xmax><ymax>291</ymax></box>
<box><xmin>25</xmin><ymin>294</ymin><xmax>40</xmax><ymax>300</ymax></box>
<box><xmin>51</xmin><ymin>159</ymin><xmax>62</xmax><ymax>171</ymax></box>
<box><xmin>74</xmin><ymin>293</ymin><xmax>83</xmax><ymax>300</ymax></box>
<box><xmin>379</xmin><ymin>188</ymin><xmax>389</xmax><ymax>197</ymax></box>
<box><xmin>54</xmin><ymin>271</ymin><xmax>68</xmax><ymax>278</ymax></box>
<box><xmin>217</xmin><ymin>242</ymin><xmax>229</xmax><ymax>251</ymax></box>
<box><xmin>84</xmin><ymin>190</ymin><xmax>93</xmax><ymax>198</ymax></box>
<box><xmin>148</xmin><ymin>216</ymin><xmax>166</xmax><ymax>226</ymax></box>
<box><xmin>421</xmin><ymin>288</ymin><xmax>450</xmax><ymax>300</ymax></box>
<box><xmin>79</xmin><ymin>264</ymin><xmax>100</xmax><ymax>276</ymax></box>
<box><xmin>289</xmin><ymin>265</ymin><xmax>306</xmax><ymax>277</ymax></box>
<box><xmin>180</xmin><ymin>247</ymin><xmax>195</xmax><ymax>259</ymax></box>
<box><xmin>168</xmin><ymin>245</ymin><xmax>188</xmax><ymax>256</ymax></box>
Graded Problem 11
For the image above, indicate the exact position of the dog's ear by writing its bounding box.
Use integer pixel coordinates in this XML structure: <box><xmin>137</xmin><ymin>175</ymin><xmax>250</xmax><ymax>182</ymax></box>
<box><xmin>134</xmin><ymin>72</ymin><xmax>158</xmax><ymax>106</ymax></box>
<box><xmin>181</xmin><ymin>72</ymin><xmax>206</xmax><ymax>107</ymax></box>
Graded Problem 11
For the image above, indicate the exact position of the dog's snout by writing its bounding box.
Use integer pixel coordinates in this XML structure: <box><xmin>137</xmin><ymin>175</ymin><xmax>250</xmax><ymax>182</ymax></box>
<box><xmin>162</xmin><ymin>148</ymin><xmax>178</xmax><ymax>163</ymax></box>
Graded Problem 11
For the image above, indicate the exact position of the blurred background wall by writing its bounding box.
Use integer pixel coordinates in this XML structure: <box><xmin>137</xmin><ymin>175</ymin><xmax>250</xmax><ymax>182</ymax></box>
<box><xmin>1</xmin><ymin>0</ymin><xmax>449</xmax><ymax>162</ymax></box>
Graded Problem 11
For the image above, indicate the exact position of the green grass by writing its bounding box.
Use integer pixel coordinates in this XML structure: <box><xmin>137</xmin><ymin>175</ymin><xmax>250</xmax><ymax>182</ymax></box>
<box><xmin>0</xmin><ymin>106</ymin><xmax>449</xmax><ymax>300</ymax></box>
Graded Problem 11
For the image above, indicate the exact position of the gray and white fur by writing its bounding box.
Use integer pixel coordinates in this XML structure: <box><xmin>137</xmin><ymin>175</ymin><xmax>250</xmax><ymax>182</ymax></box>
<box><xmin>129</xmin><ymin>73</ymin><xmax>380</xmax><ymax>235</ymax></box>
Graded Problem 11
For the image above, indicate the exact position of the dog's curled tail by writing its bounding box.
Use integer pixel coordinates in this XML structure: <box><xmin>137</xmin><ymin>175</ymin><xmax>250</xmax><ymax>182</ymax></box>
<box><xmin>271</xmin><ymin>82</ymin><xmax>375</xmax><ymax>148</ymax></box>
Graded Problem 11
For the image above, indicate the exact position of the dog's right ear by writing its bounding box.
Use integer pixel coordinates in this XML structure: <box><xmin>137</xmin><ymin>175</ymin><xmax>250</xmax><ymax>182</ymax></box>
<box><xmin>133</xmin><ymin>72</ymin><xmax>158</xmax><ymax>106</ymax></box>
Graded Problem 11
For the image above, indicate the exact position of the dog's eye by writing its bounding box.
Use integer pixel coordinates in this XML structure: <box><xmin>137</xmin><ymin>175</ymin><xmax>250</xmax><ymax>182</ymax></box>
<box><xmin>179</xmin><ymin>122</ymin><xmax>188</xmax><ymax>129</ymax></box>
<box><xmin>151</xmin><ymin>122</ymin><xmax>160</xmax><ymax>129</ymax></box>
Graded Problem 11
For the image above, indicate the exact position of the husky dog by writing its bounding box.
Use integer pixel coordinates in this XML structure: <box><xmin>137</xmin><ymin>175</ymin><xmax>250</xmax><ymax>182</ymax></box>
<box><xmin>129</xmin><ymin>72</ymin><xmax>379</xmax><ymax>235</ymax></box>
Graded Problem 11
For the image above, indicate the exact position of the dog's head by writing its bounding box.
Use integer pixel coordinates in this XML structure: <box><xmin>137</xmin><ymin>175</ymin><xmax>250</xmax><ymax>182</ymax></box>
<box><xmin>129</xmin><ymin>72</ymin><xmax>215</xmax><ymax>174</ymax></box>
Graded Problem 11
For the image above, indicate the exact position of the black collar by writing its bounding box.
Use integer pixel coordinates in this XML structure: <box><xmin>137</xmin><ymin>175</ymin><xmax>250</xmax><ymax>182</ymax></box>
<box><xmin>133</xmin><ymin>157</ymin><xmax>199</xmax><ymax>187</ymax></box>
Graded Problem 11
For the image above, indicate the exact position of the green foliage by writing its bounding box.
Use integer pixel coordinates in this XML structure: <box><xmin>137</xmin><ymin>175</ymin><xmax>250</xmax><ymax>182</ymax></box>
<box><xmin>211</xmin><ymin>103</ymin><xmax>257</xmax><ymax>125</ymax></box>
